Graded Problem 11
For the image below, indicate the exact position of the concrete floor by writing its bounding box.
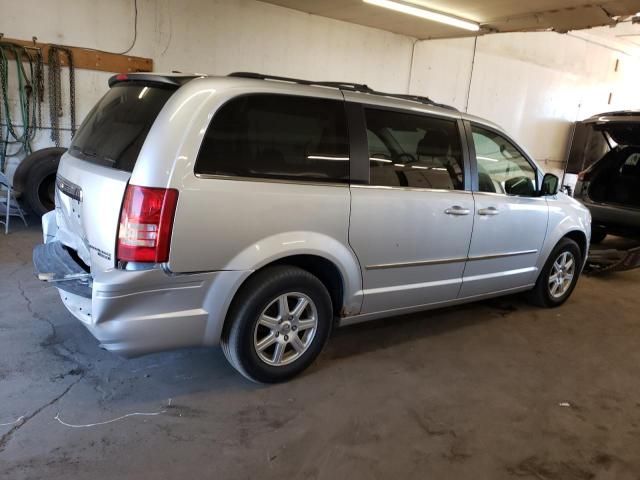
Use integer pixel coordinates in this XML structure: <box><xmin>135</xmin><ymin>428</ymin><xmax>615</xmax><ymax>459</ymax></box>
<box><xmin>1</xmin><ymin>224</ymin><xmax>640</xmax><ymax>480</ymax></box>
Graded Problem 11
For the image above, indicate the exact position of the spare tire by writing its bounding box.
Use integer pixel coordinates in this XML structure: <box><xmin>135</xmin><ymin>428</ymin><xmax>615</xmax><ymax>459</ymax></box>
<box><xmin>12</xmin><ymin>147</ymin><xmax>66</xmax><ymax>195</ymax></box>
<box><xmin>14</xmin><ymin>148</ymin><xmax>66</xmax><ymax>216</ymax></box>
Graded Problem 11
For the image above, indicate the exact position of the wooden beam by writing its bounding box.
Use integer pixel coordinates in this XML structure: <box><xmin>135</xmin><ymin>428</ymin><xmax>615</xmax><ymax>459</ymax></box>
<box><xmin>0</xmin><ymin>36</ymin><xmax>153</xmax><ymax>73</ymax></box>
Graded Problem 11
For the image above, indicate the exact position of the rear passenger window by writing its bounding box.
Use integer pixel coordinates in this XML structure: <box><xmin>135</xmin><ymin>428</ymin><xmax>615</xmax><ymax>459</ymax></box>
<box><xmin>365</xmin><ymin>108</ymin><xmax>464</xmax><ymax>190</ymax></box>
<box><xmin>195</xmin><ymin>94</ymin><xmax>349</xmax><ymax>182</ymax></box>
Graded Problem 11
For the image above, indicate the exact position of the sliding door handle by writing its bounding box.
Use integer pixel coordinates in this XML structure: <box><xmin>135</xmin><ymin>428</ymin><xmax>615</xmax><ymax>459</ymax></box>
<box><xmin>445</xmin><ymin>206</ymin><xmax>471</xmax><ymax>216</ymax></box>
<box><xmin>478</xmin><ymin>207</ymin><xmax>499</xmax><ymax>216</ymax></box>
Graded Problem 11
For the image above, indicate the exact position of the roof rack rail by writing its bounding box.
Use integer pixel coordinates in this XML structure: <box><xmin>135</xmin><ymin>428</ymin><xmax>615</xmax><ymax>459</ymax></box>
<box><xmin>228</xmin><ymin>72</ymin><xmax>457</xmax><ymax>111</ymax></box>
<box><xmin>366</xmin><ymin>91</ymin><xmax>458</xmax><ymax>111</ymax></box>
<box><xmin>229</xmin><ymin>72</ymin><xmax>374</xmax><ymax>93</ymax></box>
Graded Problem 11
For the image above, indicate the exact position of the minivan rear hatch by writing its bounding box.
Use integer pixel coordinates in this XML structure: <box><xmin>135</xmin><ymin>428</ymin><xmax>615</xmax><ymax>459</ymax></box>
<box><xmin>55</xmin><ymin>78</ymin><xmax>181</xmax><ymax>272</ymax></box>
<box><xmin>597</xmin><ymin>121</ymin><xmax>640</xmax><ymax>148</ymax></box>
<box><xmin>566</xmin><ymin>114</ymin><xmax>640</xmax><ymax>176</ymax></box>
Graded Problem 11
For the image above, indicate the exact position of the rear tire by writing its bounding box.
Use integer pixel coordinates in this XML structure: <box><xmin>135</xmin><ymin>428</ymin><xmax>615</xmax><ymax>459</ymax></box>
<box><xmin>221</xmin><ymin>266</ymin><xmax>333</xmax><ymax>383</ymax></box>
<box><xmin>528</xmin><ymin>238</ymin><xmax>582</xmax><ymax>308</ymax></box>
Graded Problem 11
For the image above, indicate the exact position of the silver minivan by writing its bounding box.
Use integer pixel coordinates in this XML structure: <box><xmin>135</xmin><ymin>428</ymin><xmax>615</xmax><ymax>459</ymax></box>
<box><xmin>34</xmin><ymin>72</ymin><xmax>591</xmax><ymax>382</ymax></box>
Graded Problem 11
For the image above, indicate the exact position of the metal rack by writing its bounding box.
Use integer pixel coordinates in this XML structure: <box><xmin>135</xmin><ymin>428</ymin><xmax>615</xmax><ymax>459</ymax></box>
<box><xmin>0</xmin><ymin>35</ymin><xmax>153</xmax><ymax>73</ymax></box>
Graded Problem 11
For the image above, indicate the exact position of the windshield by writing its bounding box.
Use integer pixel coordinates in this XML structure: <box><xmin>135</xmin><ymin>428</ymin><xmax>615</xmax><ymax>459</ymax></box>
<box><xmin>70</xmin><ymin>84</ymin><xmax>175</xmax><ymax>172</ymax></box>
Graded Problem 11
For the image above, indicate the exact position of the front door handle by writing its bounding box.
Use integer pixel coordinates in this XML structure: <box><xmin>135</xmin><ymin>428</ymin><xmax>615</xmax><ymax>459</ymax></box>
<box><xmin>445</xmin><ymin>206</ymin><xmax>471</xmax><ymax>216</ymax></box>
<box><xmin>478</xmin><ymin>207</ymin><xmax>499</xmax><ymax>216</ymax></box>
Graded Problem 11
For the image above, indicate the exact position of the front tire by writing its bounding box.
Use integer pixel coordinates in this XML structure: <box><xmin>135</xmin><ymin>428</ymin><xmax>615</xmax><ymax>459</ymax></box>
<box><xmin>528</xmin><ymin>238</ymin><xmax>582</xmax><ymax>308</ymax></box>
<box><xmin>221</xmin><ymin>266</ymin><xmax>333</xmax><ymax>383</ymax></box>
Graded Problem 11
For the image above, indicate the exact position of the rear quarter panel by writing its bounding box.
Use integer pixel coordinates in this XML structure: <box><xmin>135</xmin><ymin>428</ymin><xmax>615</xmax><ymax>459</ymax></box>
<box><xmin>139</xmin><ymin>78</ymin><xmax>363</xmax><ymax>314</ymax></box>
<box><xmin>169</xmin><ymin>178</ymin><xmax>362</xmax><ymax>314</ymax></box>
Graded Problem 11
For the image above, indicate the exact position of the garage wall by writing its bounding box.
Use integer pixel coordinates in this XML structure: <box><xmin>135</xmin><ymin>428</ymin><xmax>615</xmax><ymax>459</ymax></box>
<box><xmin>0</xmin><ymin>0</ymin><xmax>414</xmax><ymax>176</ymax></box>
<box><xmin>1</xmin><ymin>0</ymin><xmax>639</xmax><ymax>178</ymax></box>
<box><xmin>410</xmin><ymin>33</ymin><xmax>640</xmax><ymax>172</ymax></box>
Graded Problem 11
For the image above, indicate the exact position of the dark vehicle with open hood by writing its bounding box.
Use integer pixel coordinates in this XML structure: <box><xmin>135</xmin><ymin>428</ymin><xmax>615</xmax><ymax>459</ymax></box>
<box><xmin>571</xmin><ymin>111</ymin><xmax>640</xmax><ymax>243</ymax></box>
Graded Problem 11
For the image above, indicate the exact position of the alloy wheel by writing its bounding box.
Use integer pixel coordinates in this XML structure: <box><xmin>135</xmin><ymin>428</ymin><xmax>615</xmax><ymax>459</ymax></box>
<box><xmin>253</xmin><ymin>292</ymin><xmax>318</xmax><ymax>366</ymax></box>
<box><xmin>548</xmin><ymin>251</ymin><xmax>576</xmax><ymax>299</ymax></box>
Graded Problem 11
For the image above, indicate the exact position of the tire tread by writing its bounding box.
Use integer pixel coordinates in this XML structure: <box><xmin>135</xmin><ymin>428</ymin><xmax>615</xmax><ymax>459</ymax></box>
<box><xmin>221</xmin><ymin>265</ymin><xmax>332</xmax><ymax>383</ymax></box>
<box><xmin>528</xmin><ymin>238</ymin><xmax>582</xmax><ymax>308</ymax></box>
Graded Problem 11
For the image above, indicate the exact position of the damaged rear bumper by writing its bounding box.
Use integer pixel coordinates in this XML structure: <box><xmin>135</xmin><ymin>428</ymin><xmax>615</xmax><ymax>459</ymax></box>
<box><xmin>33</xmin><ymin>241</ymin><xmax>250</xmax><ymax>358</ymax></box>
<box><xmin>33</xmin><ymin>241</ymin><xmax>92</xmax><ymax>298</ymax></box>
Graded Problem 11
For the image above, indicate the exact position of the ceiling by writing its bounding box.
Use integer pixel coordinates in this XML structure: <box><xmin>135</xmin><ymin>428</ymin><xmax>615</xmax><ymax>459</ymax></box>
<box><xmin>260</xmin><ymin>0</ymin><xmax>640</xmax><ymax>39</ymax></box>
<box><xmin>575</xmin><ymin>20</ymin><xmax>640</xmax><ymax>55</ymax></box>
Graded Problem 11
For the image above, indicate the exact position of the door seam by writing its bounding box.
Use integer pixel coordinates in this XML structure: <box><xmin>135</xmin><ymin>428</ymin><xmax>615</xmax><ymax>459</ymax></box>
<box><xmin>457</xmin><ymin>192</ymin><xmax>476</xmax><ymax>298</ymax></box>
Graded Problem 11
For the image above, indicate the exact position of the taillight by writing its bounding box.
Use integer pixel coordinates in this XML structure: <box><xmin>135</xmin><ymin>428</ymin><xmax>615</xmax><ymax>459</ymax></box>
<box><xmin>117</xmin><ymin>185</ymin><xmax>179</xmax><ymax>263</ymax></box>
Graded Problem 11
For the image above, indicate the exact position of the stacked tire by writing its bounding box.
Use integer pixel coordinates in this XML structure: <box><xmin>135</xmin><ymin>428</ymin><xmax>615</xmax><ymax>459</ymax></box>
<box><xmin>12</xmin><ymin>147</ymin><xmax>66</xmax><ymax>217</ymax></box>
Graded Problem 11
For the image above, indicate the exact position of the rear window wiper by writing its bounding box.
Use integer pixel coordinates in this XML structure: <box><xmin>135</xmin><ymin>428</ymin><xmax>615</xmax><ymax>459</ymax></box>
<box><xmin>70</xmin><ymin>145</ymin><xmax>98</xmax><ymax>158</ymax></box>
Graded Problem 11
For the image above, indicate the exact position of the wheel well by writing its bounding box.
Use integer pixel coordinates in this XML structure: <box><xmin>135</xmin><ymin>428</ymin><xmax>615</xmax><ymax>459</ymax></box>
<box><xmin>224</xmin><ymin>254</ymin><xmax>345</xmax><ymax>330</ymax></box>
<box><xmin>269</xmin><ymin>255</ymin><xmax>344</xmax><ymax>316</ymax></box>
<box><xmin>564</xmin><ymin>230</ymin><xmax>588</xmax><ymax>261</ymax></box>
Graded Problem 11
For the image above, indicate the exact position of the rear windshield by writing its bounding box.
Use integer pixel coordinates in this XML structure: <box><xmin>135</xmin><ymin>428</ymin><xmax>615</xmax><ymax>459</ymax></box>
<box><xmin>69</xmin><ymin>84</ymin><xmax>175</xmax><ymax>172</ymax></box>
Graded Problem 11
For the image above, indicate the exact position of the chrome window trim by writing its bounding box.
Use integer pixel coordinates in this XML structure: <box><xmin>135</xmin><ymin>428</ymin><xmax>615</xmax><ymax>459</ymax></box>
<box><xmin>194</xmin><ymin>173</ymin><xmax>349</xmax><ymax>188</ymax></box>
<box><xmin>350</xmin><ymin>184</ymin><xmax>473</xmax><ymax>194</ymax></box>
<box><xmin>194</xmin><ymin>175</ymin><xmax>474</xmax><ymax>192</ymax></box>
<box><xmin>365</xmin><ymin>249</ymin><xmax>538</xmax><ymax>270</ymax></box>
<box><xmin>472</xmin><ymin>191</ymin><xmax>547</xmax><ymax>200</ymax></box>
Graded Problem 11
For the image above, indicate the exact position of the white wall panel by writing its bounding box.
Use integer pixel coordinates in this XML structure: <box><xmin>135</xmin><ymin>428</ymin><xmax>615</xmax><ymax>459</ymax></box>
<box><xmin>150</xmin><ymin>0</ymin><xmax>414</xmax><ymax>91</ymax></box>
<box><xmin>1</xmin><ymin>0</ymin><xmax>639</xmax><ymax>178</ymax></box>
<box><xmin>410</xmin><ymin>32</ymin><xmax>640</xmax><ymax>171</ymax></box>
<box><xmin>408</xmin><ymin>37</ymin><xmax>475</xmax><ymax>111</ymax></box>
<box><xmin>0</xmin><ymin>0</ymin><xmax>412</xmax><ymax>176</ymax></box>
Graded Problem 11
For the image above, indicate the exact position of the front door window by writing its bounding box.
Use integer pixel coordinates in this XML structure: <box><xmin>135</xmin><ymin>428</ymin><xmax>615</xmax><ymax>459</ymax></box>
<box><xmin>472</xmin><ymin>126</ymin><xmax>537</xmax><ymax>196</ymax></box>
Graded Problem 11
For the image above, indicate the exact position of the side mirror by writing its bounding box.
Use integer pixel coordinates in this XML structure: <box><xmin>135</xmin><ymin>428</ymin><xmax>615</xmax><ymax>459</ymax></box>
<box><xmin>541</xmin><ymin>173</ymin><xmax>560</xmax><ymax>196</ymax></box>
<box><xmin>505</xmin><ymin>176</ymin><xmax>536</xmax><ymax>196</ymax></box>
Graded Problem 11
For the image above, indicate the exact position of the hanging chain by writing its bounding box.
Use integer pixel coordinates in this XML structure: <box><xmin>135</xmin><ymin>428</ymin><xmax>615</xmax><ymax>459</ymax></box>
<box><xmin>0</xmin><ymin>40</ymin><xmax>75</xmax><ymax>169</ymax></box>
<box><xmin>47</xmin><ymin>45</ymin><xmax>76</xmax><ymax>147</ymax></box>
<box><xmin>48</xmin><ymin>46</ymin><xmax>62</xmax><ymax>146</ymax></box>
<box><xmin>0</xmin><ymin>41</ymin><xmax>43</xmax><ymax>171</ymax></box>
<box><xmin>68</xmin><ymin>52</ymin><xmax>76</xmax><ymax>135</ymax></box>
<box><xmin>32</xmin><ymin>45</ymin><xmax>44</xmax><ymax>127</ymax></box>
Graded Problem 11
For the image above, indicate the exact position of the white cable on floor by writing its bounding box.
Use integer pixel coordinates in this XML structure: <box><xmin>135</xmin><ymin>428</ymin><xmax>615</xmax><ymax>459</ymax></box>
<box><xmin>54</xmin><ymin>399</ymin><xmax>171</xmax><ymax>428</ymax></box>
<box><xmin>0</xmin><ymin>416</ymin><xmax>25</xmax><ymax>427</ymax></box>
